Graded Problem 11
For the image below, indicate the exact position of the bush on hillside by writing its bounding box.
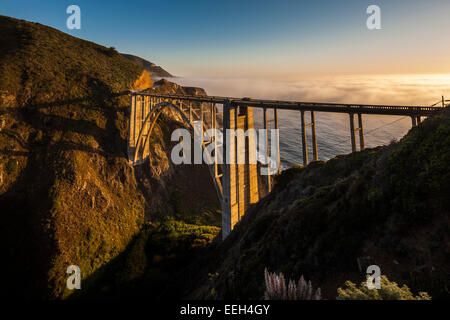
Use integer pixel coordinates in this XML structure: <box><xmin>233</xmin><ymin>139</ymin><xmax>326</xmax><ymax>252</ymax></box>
<box><xmin>6</xmin><ymin>158</ymin><xmax>17</xmax><ymax>174</ymax></box>
<box><xmin>337</xmin><ymin>275</ymin><xmax>431</xmax><ymax>300</ymax></box>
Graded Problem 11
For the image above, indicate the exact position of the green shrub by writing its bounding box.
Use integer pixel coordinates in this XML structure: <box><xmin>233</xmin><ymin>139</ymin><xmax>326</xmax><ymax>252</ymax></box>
<box><xmin>105</xmin><ymin>46</ymin><xmax>119</xmax><ymax>57</ymax></box>
<box><xmin>337</xmin><ymin>275</ymin><xmax>431</xmax><ymax>300</ymax></box>
<box><xmin>6</xmin><ymin>159</ymin><xmax>17</xmax><ymax>174</ymax></box>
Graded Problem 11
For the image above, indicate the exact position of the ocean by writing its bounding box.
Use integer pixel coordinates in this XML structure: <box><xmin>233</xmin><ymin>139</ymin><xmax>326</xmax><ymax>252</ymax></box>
<box><xmin>170</xmin><ymin>74</ymin><xmax>450</xmax><ymax>169</ymax></box>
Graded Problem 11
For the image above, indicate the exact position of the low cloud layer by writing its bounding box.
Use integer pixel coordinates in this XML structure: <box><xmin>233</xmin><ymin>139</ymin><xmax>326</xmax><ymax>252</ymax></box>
<box><xmin>173</xmin><ymin>74</ymin><xmax>450</xmax><ymax>106</ymax></box>
<box><xmin>170</xmin><ymin>74</ymin><xmax>450</xmax><ymax>165</ymax></box>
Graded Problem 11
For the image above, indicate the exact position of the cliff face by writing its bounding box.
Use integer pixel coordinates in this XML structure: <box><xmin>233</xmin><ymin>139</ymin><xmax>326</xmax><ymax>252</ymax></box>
<box><xmin>122</xmin><ymin>54</ymin><xmax>173</xmax><ymax>78</ymax></box>
<box><xmin>190</xmin><ymin>108</ymin><xmax>450</xmax><ymax>300</ymax></box>
<box><xmin>0</xmin><ymin>16</ymin><xmax>218</xmax><ymax>299</ymax></box>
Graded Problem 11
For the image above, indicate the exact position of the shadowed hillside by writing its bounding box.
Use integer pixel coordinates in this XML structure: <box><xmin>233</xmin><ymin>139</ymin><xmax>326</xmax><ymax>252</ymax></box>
<box><xmin>73</xmin><ymin>108</ymin><xmax>450</xmax><ymax>301</ymax></box>
<box><xmin>186</xmin><ymin>108</ymin><xmax>450</xmax><ymax>300</ymax></box>
<box><xmin>0</xmin><ymin>15</ymin><xmax>218</xmax><ymax>299</ymax></box>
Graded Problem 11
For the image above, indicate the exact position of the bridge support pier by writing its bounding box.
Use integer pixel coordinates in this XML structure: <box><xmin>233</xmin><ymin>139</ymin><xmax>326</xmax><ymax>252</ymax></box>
<box><xmin>189</xmin><ymin>102</ymin><xmax>192</xmax><ymax>122</ymax></box>
<box><xmin>349</xmin><ymin>113</ymin><xmax>365</xmax><ymax>152</ymax></box>
<box><xmin>222</xmin><ymin>101</ymin><xmax>234</xmax><ymax>240</ymax></box>
<box><xmin>200</xmin><ymin>102</ymin><xmax>204</xmax><ymax>142</ymax></box>
<box><xmin>263</xmin><ymin>108</ymin><xmax>281</xmax><ymax>194</ymax></box>
<box><xmin>311</xmin><ymin>111</ymin><xmax>318</xmax><ymax>162</ymax></box>
<box><xmin>411</xmin><ymin>116</ymin><xmax>417</xmax><ymax>127</ymax></box>
<box><xmin>127</xmin><ymin>93</ymin><xmax>136</xmax><ymax>161</ymax></box>
<box><xmin>222</xmin><ymin>102</ymin><xmax>259</xmax><ymax>239</ymax></box>
<box><xmin>300</xmin><ymin>110</ymin><xmax>318</xmax><ymax>166</ymax></box>
<box><xmin>300</xmin><ymin>111</ymin><xmax>308</xmax><ymax>166</ymax></box>
<box><xmin>274</xmin><ymin>109</ymin><xmax>281</xmax><ymax>175</ymax></box>
<box><xmin>263</xmin><ymin>109</ymin><xmax>271</xmax><ymax>192</ymax></box>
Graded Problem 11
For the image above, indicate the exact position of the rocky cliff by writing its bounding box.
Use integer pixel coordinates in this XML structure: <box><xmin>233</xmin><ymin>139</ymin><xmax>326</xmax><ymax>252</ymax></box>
<box><xmin>0</xmin><ymin>15</ymin><xmax>218</xmax><ymax>299</ymax></box>
<box><xmin>122</xmin><ymin>53</ymin><xmax>173</xmax><ymax>78</ymax></box>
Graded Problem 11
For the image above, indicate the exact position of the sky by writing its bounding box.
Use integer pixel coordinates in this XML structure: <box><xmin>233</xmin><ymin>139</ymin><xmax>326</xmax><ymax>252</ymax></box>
<box><xmin>1</xmin><ymin>0</ymin><xmax>450</xmax><ymax>78</ymax></box>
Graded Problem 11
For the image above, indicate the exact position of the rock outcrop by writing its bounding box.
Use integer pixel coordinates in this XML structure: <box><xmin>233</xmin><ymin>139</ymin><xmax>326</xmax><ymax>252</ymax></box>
<box><xmin>122</xmin><ymin>53</ymin><xmax>173</xmax><ymax>78</ymax></box>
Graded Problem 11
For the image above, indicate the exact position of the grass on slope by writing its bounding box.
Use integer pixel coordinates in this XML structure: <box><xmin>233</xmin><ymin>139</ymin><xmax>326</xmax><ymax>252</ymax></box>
<box><xmin>70</xmin><ymin>214</ymin><xmax>220</xmax><ymax>300</ymax></box>
<box><xmin>190</xmin><ymin>109</ymin><xmax>450</xmax><ymax>300</ymax></box>
<box><xmin>0</xmin><ymin>15</ymin><xmax>142</xmax><ymax>108</ymax></box>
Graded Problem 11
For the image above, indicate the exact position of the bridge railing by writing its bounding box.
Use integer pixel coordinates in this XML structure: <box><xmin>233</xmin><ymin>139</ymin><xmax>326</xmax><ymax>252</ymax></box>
<box><xmin>133</xmin><ymin>91</ymin><xmax>441</xmax><ymax>115</ymax></box>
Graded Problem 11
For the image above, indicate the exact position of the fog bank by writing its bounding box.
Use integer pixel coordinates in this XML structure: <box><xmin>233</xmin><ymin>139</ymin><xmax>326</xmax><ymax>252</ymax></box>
<box><xmin>170</xmin><ymin>74</ymin><xmax>450</xmax><ymax>106</ymax></box>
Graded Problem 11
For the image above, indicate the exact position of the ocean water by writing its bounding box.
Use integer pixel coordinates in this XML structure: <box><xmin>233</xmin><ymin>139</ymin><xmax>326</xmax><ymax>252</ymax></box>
<box><xmin>171</xmin><ymin>74</ymin><xmax>450</xmax><ymax>169</ymax></box>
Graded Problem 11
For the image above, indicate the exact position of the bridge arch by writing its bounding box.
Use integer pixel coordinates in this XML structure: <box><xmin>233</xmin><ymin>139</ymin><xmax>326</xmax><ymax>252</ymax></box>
<box><xmin>133</xmin><ymin>101</ymin><xmax>193</xmax><ymax>164</ymax></box>
<box><xmin>133</xmin><ymin>100</ymin><xmax>223</xmax><ymax>202</ymax></box>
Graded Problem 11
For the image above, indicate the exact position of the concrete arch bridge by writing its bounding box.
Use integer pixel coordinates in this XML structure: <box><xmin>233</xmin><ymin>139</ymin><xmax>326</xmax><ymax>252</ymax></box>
<box><xmin>127</xmin><ymin>90</ymin><xmax>441</xmax><ymax>239</ymax></box>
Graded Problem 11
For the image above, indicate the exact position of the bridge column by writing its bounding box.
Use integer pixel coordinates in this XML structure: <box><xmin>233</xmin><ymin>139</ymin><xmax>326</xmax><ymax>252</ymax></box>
<box><xmin>311</xmin><ymin>111</ymin><xmax>318</xmax><ymax>161</ymax></box>
<box><xmin>236</xmin><ymin>106</ymin><xmax>259</xmax><ymax>218</ymax></box>
<box><xmin>299</xmin><ymin>111</ymin><xmax>318</xmax><ymax>165</ymax></box>
<box><xmin>233</xmin><ymin>104</ymin><xmax>239</xmax><ymax>221</ymax></box>
<box><xmin>235</xmin><ymin>105</ymin><xmax>243</xmax><ymax>220</ymax></box>
<box><xmin>189</xmin><ymin>101</ymin><xmax>192</xmax><ymax>123</ymax></box>
<box><xmin>137</xmin><ymin>96</ymin><xmax>141</xmax><ymax>140</ymax></box>
<box><xmin>349</xmin><ymin>113</ymin><xmax>366</xmax><ymax>152</ymax></box>
<box><xmin>300</xmin><ymin>110</ymin><xmax>309</xmax><ymax>166</ymax></box>
<box><xmin>211</xmin><ymin>102</ymin><xmax>214</xmax><ymax>131</ymax></box>
<box><xmin>135</xmin><ymin>95</ymin><xmax>140</xmax><ymax>146</ymax></box>
<box><xmin>200</xmin><ymin>102</ymin><xmax>204</xmax><ymax>142</ymax></box>
<box><xmin>358</xmin><ymin>113</ymin><xmax>365</xmax><ymax>150</ymax></box>
<box><xmin>246</xmin><ymin>107</ymin><xmax>259</xmax><ymax>205</ymax></box>
<box><xmin>142</xmin><ymin>96</ymin><xmax>146</xmax><ymax>128</ymax></box>
<box><xmin>128</xmin><ymin>92</ymin><xmax>136</xmax><ymax>161</ymax></box>
<box><xmin>411</xmin><ymin>116</ymin><xmax>417</xmax><ymax>127</ymax></box>
<box><xmin>138</xmin><ymin>96</ymin><xmax>143</xmax><ymax>143</ymax></box>
<box><xmin>263</xmin><ymin>108</ymin><xmax>271</xmax><ymax>192</ymax></box>
<box><xmin>212</xmin><ymin>103</ymin><xmax>224</xmax><ymax>198</ymax></box>
<box><xmin>274</xmin><ymin>109</ymin><xmax>281</xmax><ymax>173</ymax></box>
<box><xmin>213</xmin><ymin>103</ymin><xmax>219</xmax><ymax>178</ymax></box>
<box><xmin>349</xmin><ymin>113</ymin><xmax>365</xmax><ymax>152</ymax></box>
<box><xmin>261</xmin><ymin>108</ymin><xmax>281</xmax><ymax>194</ymax></box>
<box><xmin>221</xmin><ymin>102</ymin><xmax>259</xmax><ymax>239</ymax></box>
<box><xmin>221</xmin><ymin>101</ymin><xmax>238</xmax><ymax>240</ymax></box>
<box><xmin>142</xmin><ymin>96</ymin><xmax>147</xmax><ymax>141</ymax></box>
<box><xmin>349</xmin><ymin>113</ymin><xmax>357</xmax><ymax>152</ymax></box>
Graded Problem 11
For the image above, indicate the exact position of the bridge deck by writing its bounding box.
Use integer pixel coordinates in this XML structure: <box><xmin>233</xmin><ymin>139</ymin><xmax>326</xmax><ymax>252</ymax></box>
<box><xmin>134</xmin><ymin>92</ymin><xmax>441</xmax><ymax>116</ymax></box>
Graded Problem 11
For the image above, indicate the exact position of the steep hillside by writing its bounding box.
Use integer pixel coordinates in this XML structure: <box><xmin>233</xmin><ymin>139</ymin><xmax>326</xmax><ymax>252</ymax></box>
<box><xmin>189</xmin><ymin>108</ymin><xmax>450</xmax><ymax>300</ymax></box>
<box><xmin>0</xmin><ymin>15</ymin><xmax>218</xmax><ymax>299</ymax></box>
<box><xmin>122</xmin><ymin>53</ymin><xmax>173</xmax><ymax>78</ymax></box>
